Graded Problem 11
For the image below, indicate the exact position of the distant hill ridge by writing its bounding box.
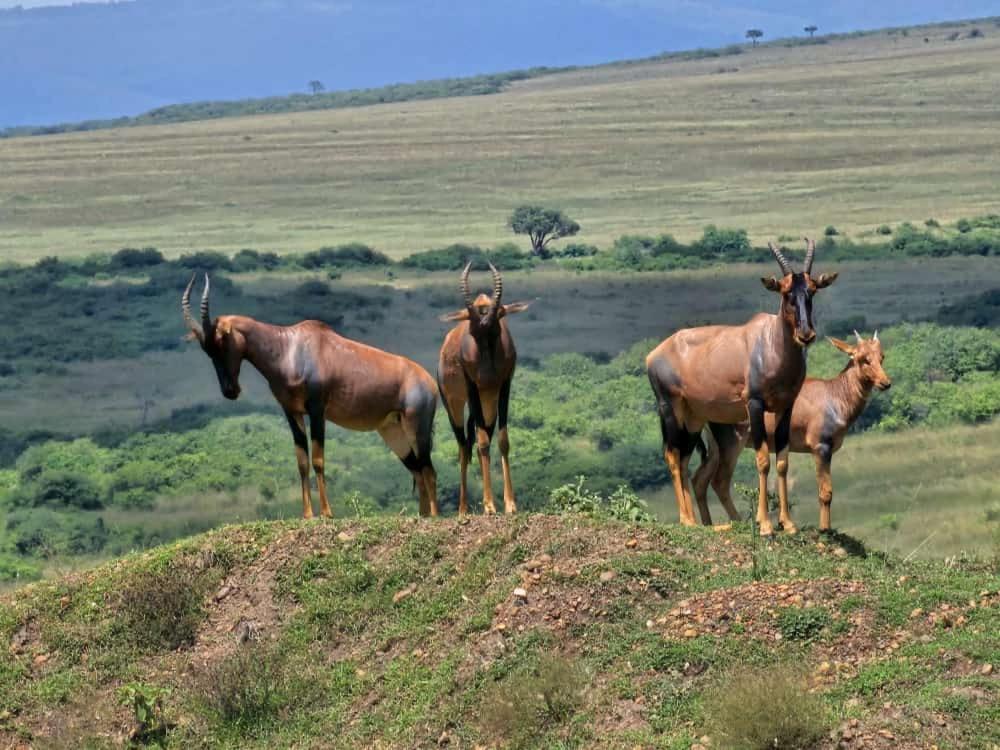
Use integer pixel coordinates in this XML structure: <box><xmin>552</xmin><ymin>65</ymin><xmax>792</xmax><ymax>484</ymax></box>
<box><xmin>2</xmin><ymin>0</ymin><xmax>996</xmax><ymax>135</ymax></box>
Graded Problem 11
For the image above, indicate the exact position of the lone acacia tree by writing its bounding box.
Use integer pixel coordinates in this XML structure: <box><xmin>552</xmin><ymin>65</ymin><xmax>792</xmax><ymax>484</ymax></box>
<box><xmin>509</xmin><ymin>205</ymin><xmax>580</xmax><ymax>258</ymax></box>
<box><xmin>746</xmin><ymin>29</ymin><xmax>764</xmax><ymax>47</ymax></box>
<box><xmin>308</xmin><ymin>80</ymin><xmax>325</xmax><ymax>95</ymax></box>
<box><xmin>804</xmin><ymin>25</ymin><xmax>818</xmax><ymax>37</ymax></box>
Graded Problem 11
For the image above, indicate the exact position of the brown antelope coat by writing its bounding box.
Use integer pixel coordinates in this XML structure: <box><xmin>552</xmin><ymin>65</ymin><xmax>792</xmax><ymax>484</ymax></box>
<box><xmin>694</xmin><ymin>333</ymin><xmax>891</xmax><ymax>530</ymax></box>
<box><xmin>646</xmin><ymin>240</ymin><xmax>838</xmax><ymax>535</ymax></box>
<box><xmin>437</xmin><ymin>263</ymin><xmax>530</xmax><ymax>514</ymax></box>
<box><xmin>182</xmin><ymin>275</ymin><xmax>439</xmax><ymax>518</ymax></box>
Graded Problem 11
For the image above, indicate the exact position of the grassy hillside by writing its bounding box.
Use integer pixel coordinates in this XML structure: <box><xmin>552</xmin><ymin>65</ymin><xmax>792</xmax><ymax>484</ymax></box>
<box><xmin>1</xmin><ymin>19</ymin><xmax>999</xmax><ymax>261</ymax></box>
<box><xmin>1</xmin><ymin>516</ymin><xmax>997</xmax><ymax>749</ymax></box>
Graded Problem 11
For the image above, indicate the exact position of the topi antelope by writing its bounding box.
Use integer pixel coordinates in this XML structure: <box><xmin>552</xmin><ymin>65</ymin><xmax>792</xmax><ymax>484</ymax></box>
<box><xmin>694</xmin><ymin>332</ymin><xmax>891</xmax><ymax>531</ymax></box>
<box><xmin>182</xmin><ymin>275</ymin><xmax>439</xmax><ymax>518</ymax></box>
<box><xmin>646</xmin><ymin>239</ymin><xmax>838</xmax><ymax>535</ymax></box>
<box><xmin>437</xmin><ymin>263</ymin><xmax>530</xmax><ymax>514</ymax></box>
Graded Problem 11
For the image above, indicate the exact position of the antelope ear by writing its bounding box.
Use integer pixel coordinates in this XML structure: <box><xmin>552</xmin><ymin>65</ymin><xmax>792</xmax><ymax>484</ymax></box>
<box><xmin>827</xmin><ymin>337</ymin><xmax>855</xmax><ymax>355</ymax></box>
<box><xmin>814</xmin><ymin>272</ymin><xmax>839</xmax><ymax>289</ymax></box>
<box><xmin>500</xmin><ymin>301</ymin><xmax>531</xmax><ymax>317</ymax></box>
<box><xmin>439</xmin><ymin>309</ymin><xmax>471</xmax><ymax>323</ymax></box>
<box><xmin>216</xmin><ymin>320</ymin><xmax>232</xmax><ymax>336</ymax></box>
<box><xmin>761</xmin><ymin>277</ymin><xmax>782</xmax><ymax>292</ymax></box>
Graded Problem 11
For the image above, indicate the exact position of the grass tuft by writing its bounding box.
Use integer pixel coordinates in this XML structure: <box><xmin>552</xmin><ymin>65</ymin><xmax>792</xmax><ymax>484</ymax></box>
<box><xmin>705</xmin><ymin>663</ymin><xmax>831</xmax><ymax>750</ymax></box>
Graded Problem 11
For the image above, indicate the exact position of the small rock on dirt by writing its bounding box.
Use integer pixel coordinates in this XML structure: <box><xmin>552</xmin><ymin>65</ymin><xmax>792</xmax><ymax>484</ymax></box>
<box><xmin>600</xmin><ymin>570</ymin><xmax>617</xmax><ymax>582</ymax></box>
<box><xmin>981</xmin><ymin>663</ymin><xmax>994</xmax><ymax>676</ymax></box>
<box><xmin>393</xmin><ymin>586</ymin><xmax>416</xmax><ymax>604</ymax></box>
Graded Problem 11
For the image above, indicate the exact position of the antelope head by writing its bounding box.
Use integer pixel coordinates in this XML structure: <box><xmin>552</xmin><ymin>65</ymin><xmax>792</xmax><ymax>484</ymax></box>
<box><xmin>182</xmin><ymin>274</ymin><xmax>246</xmax><ymax>400</ymax></box>
<box><xmin>828</xmin><ymin>331</ymin><xmax>892</xmax><ymax>391</ymax></box>
<box><xmin>439</xmin><ymin>262</ymin><xmax>531</xmax><ymax>333</ymax></box>
<box><xmin>762</xmin><ymin>238</ymin><xmax>838</xmax><ymax>347</ymax></box>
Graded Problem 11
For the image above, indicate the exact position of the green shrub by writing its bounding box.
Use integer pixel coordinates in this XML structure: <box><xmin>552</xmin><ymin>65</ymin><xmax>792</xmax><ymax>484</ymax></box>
<box><xmin>824</xmin><ymin>225</ymin><xmax>839</xmax><ymax>236</ymax></box>
<box><xmin>548</xmin><ymin>476</ymin><xmax>652</xmax><ymax>522</ymax></box>
<box><xmin>299</xmin><ymin>243</ymin><xmax>389</xmax><ymax>269</ymax></box>
<box><xmin>877</xmin><ymin>224</ymin><xmax>893</xmax><ymax>235</ymax></box>
<box><xmin>0</xmin><ymin>553</ymin><xmax>41</xmax><ymax>583</ymax></box>
<box><xmin>400</xmin><ymin>243</ymin><xmax>533</xmax><ymax>271</ymax></box>
<box><xmin>705</xmin><ymin>663</ymin><xmax>830</xmax><ymax>750</ymax></box>
<box><xmin>201</xmin><ymin>644</ymin><xmax>289</xmax><ymax>734</ymax></box>
<box><xmin>777</xmin><ymin>606</ymin><xmax>831</xmax><ymax>642</ymax></box>
<box><xmin>118</xmin><ymin>683</ymin><xmax>171</xmax><ymax>746</ymax></box>
<box><xmin>693</xmin><ymin>225</ymin><xmax>752</xmax><ymax>256</ymax></box>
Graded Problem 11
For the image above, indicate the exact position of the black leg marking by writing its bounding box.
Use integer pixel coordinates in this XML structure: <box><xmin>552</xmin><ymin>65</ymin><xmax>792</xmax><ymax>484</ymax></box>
<box><xmin>285</xmin><ymin>408</ymin><xmax>309</xmax><ymax>454</ymax></box>
<box><xmin>465</xmin><ymin>376</ymin><xmax>495</xmax><ymax>439</ymax></box>
<box><xmin>774</xmin><ymin>408</ymin><xmax>792</xmax><ymax>455</ymax></box>
<box><xmin>437</xmin><ymin>379</ymin><xmax>468</xmax><ymax>450</ymax></box>
<box><xmin>498</xmin><ymin>378</ymin><xmax>512</xmax><ymax>430</ymax></box>
<box><xmin>748</xmin><ymin>398</ymin><xmax>767</xmax><ymax>450</ymax></box>
<box><xmin>307</xmin><ymin>401</ymin><xmax>325</xmax><ymax>450</ymax></box>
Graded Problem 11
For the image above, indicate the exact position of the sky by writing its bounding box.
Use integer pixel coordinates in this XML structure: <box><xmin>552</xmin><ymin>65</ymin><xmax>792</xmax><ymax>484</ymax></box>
<box><xmin>2</xmin><ymin>0</ymin><xmax>998</xmax><ymax>127</ymax></box>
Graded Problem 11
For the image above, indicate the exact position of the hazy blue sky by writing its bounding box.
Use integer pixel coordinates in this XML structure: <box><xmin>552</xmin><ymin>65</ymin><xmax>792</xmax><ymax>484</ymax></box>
<box><xmin>3</xmin><ymin>0</ymin><xmax>998</xmax><ymax>127</ymax></box>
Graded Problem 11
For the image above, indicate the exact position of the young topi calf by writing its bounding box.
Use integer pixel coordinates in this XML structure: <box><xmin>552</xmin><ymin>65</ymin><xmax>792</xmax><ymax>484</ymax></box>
<box><xmin>182</xmin><ymin>275</ymin><xmax>439</xmax><ymax>518</ymax></box>
<box><xmin>437</xmin><ymin>263</ymin><xmax>530</xmax><ymax>514</ymax></box>
<box><xmin>646</xmin><ymin>239</ymin><xmax>838</xmax><ymax>535</ymax></box>
<box><xmin>693</xmin><ymin>332</ymin><xmax>891</xmax><ymax>531</ymax></box>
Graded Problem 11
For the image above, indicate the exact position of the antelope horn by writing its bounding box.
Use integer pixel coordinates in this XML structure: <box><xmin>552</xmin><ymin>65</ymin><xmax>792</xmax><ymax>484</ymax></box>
<box><xmin>873</xmin><ymin>330</ymin><xmax>879</xmax><ymax>342</ymax></box>
<box><xmin>768</xmin><ymin>241</ymin><xmax>793</xmax><ymax>276</ymax></box>
<box><xmin>200</xmin><ymin>273</ymin><xmax>212</xmax><ymax>331</ymax></box>
<box><xmin>854</xmin><ymin>329</ymin><xmax>863</xmax><ymax>343</ymax></box>
<box><xmin>489</xmin><ymin>262</ymin><xmax>503</xmax><ymax>307</ymax></box>
<box><xmin>182</xmin><ymin>274</ymin><xmax>203</xmax><ymax>338</ymax></box>
<box><xmin>803</xmin><ymin>236</ymin><xmax>816</xmax><ymax>275</ymax></box>
<box><xmin>460</xmin><ymin>261</ymin><xmax>473</xmax><ymax>309</ymax></box>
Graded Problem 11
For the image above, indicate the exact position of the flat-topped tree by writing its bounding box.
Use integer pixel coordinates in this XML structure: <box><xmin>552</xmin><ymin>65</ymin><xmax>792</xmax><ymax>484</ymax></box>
<box><xmin>805</xmin><ymin>25</ymin><xmax>818</xmax><ymax>37</ymax></box>
<box><xmin>509</xmin><ymin>205</ymin><xmax>580</xmax><ymax>258</ymax></box>
<box><xmin>746</xmin><ymin>29</ymin><xmax>764</xmax><ymax>46</ymax></box>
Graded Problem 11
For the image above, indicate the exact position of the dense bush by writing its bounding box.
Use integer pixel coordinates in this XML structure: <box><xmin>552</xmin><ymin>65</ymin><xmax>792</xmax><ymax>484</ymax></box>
<box><xmin>299</xmin><ymin>243</ymin><xmax>390</xmax><ymax>269</ymax></box>
<box><xmin>937</xmin><ymin>288</ymin><xmax>1000</xmax><ymax>327</ymax></box>
<box><xmin>400</xmin><ymin>243</ymin><xmax>533</xmax><ymax>272</ymax></box>
<box><xmin>110</xmin><ymin>248</ymin><xmax>165</xmax><ymax>270</ymax></box>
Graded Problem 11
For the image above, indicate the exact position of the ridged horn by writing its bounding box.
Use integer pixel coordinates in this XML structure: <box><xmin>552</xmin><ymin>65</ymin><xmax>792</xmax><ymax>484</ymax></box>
<box><xmin>803</xmin><ymin>236</ymin><xmax>816</xmax><ymax>275</ymax></box>
<box><xmin>182</xmin><ymin>274</ymin><xmax>203</xmax><ymax>339</ymax></box>
<box><xmin>460</xmin><ymin>261</ymin><xmax>473</xmax><ymax>309</ymax></box>
<box><xmin>489</xmin><ymin>262</ymin><xmax>503</xmax><ymax>307</ymax></box>
<box><xmin>200</xmin><ymin>273</ymin><xmax>212</xmax><ymax>331</ymax></box>
<box><xmin>768</xmin><ymin>241</ymin><xmax>793</xmax><ymax>276</ymax></box>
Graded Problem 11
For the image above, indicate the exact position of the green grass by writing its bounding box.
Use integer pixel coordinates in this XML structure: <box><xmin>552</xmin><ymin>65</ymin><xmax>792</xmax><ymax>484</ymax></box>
<box><xmin>1</xmin><ymin>19</ymin><xmax>999</xmax><ymax>261</ymax></box>
<box><xmin>0</xmin><ymin>515</ymin><xmax>995</xmax><ymax>748</ymax></box>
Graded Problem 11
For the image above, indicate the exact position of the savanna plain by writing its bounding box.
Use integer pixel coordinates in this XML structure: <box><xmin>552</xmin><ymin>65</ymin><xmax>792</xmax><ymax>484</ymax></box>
<box><xmin>1</xmin><ymin>16</ymin><xmax>999</xmax><ymax>750</ymax></box>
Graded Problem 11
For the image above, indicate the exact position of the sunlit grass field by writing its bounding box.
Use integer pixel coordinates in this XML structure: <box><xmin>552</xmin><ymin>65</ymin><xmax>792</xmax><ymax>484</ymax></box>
<box><xmin>2</xmin><ymin>20</ymin><xmax>999</xmax><ymax>261</ymax></box>
<box><xmin>644</xmin><ymin>419</ymin><xmax>1000</xmax><ymax>560</ymax></box>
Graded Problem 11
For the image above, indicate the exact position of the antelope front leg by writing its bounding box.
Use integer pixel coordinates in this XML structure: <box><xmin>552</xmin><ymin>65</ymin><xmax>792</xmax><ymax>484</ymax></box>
<box><xmin>665</xmin><ymin>447</ymin><xmax>697</xmax><ymax>526</ymax></box>
<box><xmin>458</xmin><ymin>442</ymin><xmax>470</xmax><ymax>515</ymax></box>
<box><xmin>814</xmin><ymin>444</ymin><xmax>834</xmax><ymax>531</ymax></box>
<box><xmin>773</xmin><ymin>409</ymin><xmax>796</xmax><ymax>533</ymax></box>
<box><xmin>690</xmin><ymin>428</ymin><xmax>717</xmax><ymax>526</ymax></box>
<box><xmin>748</xmin><ymin>399</ymin><xmax>774</xmax><ymax>536</ymax></box>
<box><xmin>497</xmin><ymin>380</ymin><xmax>517</xmax><ymax>514</ymax></box>
<box><xmin>309</xmin><ymin>407</ymin><xmax>333</xmax><ymax>518</ymax></box>
<box><xmin>476</xmin><ymin>426</ymin><xmax>497</xmax><ymax>514</ymax></box>
<box><xmin>285</xmin><ymin>410</ymin><xmax>314</xmax><ymax>519</ymax></box>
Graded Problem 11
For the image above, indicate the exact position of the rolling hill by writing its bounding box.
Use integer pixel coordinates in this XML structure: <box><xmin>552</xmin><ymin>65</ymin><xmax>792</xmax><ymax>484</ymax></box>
<box><xmin>1</xmin><ymin>515</ymin><xmax>998</xmax><ymax>748</ymax></box>
<box><xmin>1</xmin><ymin>18</ymin><xmax>999</xmax><ymax>262</ymax></box>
